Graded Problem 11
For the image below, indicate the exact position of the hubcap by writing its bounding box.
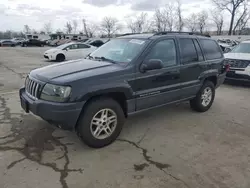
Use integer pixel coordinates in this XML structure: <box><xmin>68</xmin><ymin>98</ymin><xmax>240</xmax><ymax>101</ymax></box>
<box><xmin>90</xmin><ymin>108</ymin><xmax>117</xmax><ymax>140</ymax></box>
<box><xmin>201</xmin><ymin>87</ymin><xmax>212</xmax><ymax>107</ymax></box>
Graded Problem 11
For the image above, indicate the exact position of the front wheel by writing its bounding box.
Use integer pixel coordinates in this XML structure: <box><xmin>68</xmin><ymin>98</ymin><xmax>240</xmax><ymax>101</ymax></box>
<box><xmin>56</xmin><ymin>54</ymin><xmax>65</xmax><ymax>62</ymax></box>
<box><xmin>76</xmin><ymin>98</ymin><xmax>125</xmax><ymax>148</ymax></box>
<box><xmin>190</xmin><ymin>81</ymin><xmax>215</xmax><ymax>112</ymax></box>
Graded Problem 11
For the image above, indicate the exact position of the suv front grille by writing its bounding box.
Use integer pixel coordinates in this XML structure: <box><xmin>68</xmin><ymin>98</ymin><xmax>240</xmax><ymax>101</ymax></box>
<box><xmin>25</xmin><ymin>77</ymin><xmax>41</xmax><ymax>99</ymax></box>
<box><xmin>228</xmin><ymin>59</ymin><xmax>250</xmax><ymax>68</ymax></box>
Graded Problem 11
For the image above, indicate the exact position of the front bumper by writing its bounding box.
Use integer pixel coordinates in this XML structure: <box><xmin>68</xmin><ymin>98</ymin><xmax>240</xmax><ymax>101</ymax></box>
<box><xmin>44</xmin><ymin>54</ymin><xmax>56</xmax><ymax>61</ymax></box>
<box><xmin>226</xmin><ymin>71</ymin><xmax>250</xmax><ymax>82</ymax></box>
<box><xmin>19</xmin><ymin>87</ymin><xmax>85</xmax><ymax>130</ymax></box>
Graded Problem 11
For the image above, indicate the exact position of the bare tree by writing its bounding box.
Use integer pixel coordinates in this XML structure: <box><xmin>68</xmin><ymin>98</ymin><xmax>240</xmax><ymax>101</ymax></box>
<box><xmin>153</xmin><ymin>9</ymin><xmax>164</xmax><ymax>32</ymax></box>
<box><xmin>233</xmin><ymin>3</ymin><xmax>249</xmax><ymax>34</ymax></box>
<box><xmin>126</xmin><ymin>12</ymin><xmax>148</xmax><ymax>33</ymax></box>
<box><xmin>163</xmin><ymin>2</ymin><xmax>177</xmax><ymax>31</ymax></box>
<box><xmin>73</xmin><ymin>20</ymin><xmax>78</xmax><ymax>34</ymax></box>
<box><xmin>82</xmin><ymin>19</ymin><xmax>99</xmax><ymax>37</ymax></box>
<box><xmin>186</xmin><ymin>13</ymin><xmax>198</xmax><ymax>32</ymax></box>
<box><xmin>101</xmin><ymin>17</ymin><xmax>121</xmax><ymax>37</ymax></box>
<box><xmin>211</xmin><ymin>9</ymin><xmax>224</xmax><ymax>35</ymax></box>
<box><xmin>43</xmin><ymin>22</ymin><xmax>52</xmax><ymax>34</ymax></box>
<box><xmin>212</xmin><ymin>0</ymin><xmax>247</xmax><ymax>35</ymax></box>
<box><xmin>24</xmin><ymin>25</ymin><xmax>31</xmax><ymax>34</ymax></box>
<box><xmin>197</xmin><ymin>11</ymin><xmax>208</xmax><ymax>33</ymax></box>
<box><xmin>65</xmin><ymin>22</ymin><xmax>72</xmax><ymax>34</ymax></box>
<box><xmin>176</xmin><ymin>0</ymin><xmax>184</xmax><ymax>31</ymax></box>
<box><xmin>127</xmin><ymin>20</ymin><xmax>137</xmax><ymax>33</ymax></box>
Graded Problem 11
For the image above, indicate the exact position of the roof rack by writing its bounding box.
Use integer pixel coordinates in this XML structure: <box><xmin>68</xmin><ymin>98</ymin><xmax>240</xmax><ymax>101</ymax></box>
<box><xmin>153</xmin><ymin>31</ymin><xmax>210</xmax><ymax>37</ymax></box>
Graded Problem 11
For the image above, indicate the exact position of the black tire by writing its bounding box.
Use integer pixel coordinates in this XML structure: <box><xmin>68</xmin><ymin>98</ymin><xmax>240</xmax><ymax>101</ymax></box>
<box><xmin>76</xmin><ymin>98</ymin><xmax>125</xmax><ymax>148</ymax></box>
<box><xmin>190</xmin><ymin>81</ymin><xmax>215</xmax><ymax>112</ymax></box>
<box><xmin>56</xmin><ymin>54</ymin><xmax>65</xmax><ymax>62</ymax></box>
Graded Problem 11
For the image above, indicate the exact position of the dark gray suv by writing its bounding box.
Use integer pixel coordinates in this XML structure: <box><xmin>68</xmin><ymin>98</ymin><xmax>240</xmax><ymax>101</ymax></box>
<box><xmin>19</xmin><ymin>32</ymin><xmax>227</xmax><ymax>148</ymax></box>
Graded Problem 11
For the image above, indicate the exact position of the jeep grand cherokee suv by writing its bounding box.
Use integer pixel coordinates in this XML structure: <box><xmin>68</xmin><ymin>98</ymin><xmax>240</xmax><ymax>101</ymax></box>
<box><xmin>19</xmin><ymin>32</ymin><xmax>227</xmax><ymax>148</ymax></box>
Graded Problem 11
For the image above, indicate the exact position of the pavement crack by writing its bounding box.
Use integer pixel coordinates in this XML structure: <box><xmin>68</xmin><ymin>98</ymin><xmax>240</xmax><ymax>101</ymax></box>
<box><xmin>137</xmin><ymin>127</ymin><xmax>150</xmax><ymax>145</ymax></box>
<box><xmin>0</xmin><ymin>96</ymin><xmax>83</xmax><ymax>188</ymax></box>
<box><xmin>0</xmin><ymin>64</ymin><xmax>25</xmax><ymax>79</ymax></box>
<box><xmin>7</xmin><ymin>158</ymin><xmax>26</xmax><ymax>169</ymax></box>
<box><xmin>117</xmin><ymin>139</ymin><xmax>190</xmax><ymax>188</ymax></box>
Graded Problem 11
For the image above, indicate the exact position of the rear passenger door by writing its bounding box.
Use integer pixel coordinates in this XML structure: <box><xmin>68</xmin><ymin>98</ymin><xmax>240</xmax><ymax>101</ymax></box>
<box><xmin>178</xmin><ymin>38</ymin><xmax>207</xmax><ymax>98</ymax></box>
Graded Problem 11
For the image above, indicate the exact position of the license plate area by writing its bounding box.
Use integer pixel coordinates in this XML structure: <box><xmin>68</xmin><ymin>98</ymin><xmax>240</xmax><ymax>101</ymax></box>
<box><xmin>21</xmin><ymin>97</ymin><xmax>29</xmax><ymax>113</ymax></box>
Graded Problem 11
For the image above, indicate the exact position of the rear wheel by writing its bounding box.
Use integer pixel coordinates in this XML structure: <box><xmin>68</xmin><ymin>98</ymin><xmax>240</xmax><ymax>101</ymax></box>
<box><xmin>56</xmin><ymin>54</ymin><xmax>65</xmax><ymax>62</ymax></box>
<box><xmin>76</xmin><ymin>98</ymin><xmax>125</xmax><ymax>148</ymax></box>
<box><xmin>190</xmin><ymin>81</ymin><xmax>215</xmax><ymax>112</ymax></box>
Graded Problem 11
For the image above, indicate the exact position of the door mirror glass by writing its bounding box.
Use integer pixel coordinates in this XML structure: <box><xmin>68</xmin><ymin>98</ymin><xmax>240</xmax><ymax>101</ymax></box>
<box><xmin>141</xmin><ymin>59</ymin><xmax>163</xmax><ymax>72</ymax></box>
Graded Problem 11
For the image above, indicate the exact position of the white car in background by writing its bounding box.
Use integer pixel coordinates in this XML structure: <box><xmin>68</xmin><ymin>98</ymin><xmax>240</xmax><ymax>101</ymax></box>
<box><xmin>224</xmin><ymin>40</ymin><xmax>250</xmax><ymax>82</ymax></box>
<box><xmin>44</xmin><ymin>42</ymin><xmax>97</xmax><ymax>62</ymax></box>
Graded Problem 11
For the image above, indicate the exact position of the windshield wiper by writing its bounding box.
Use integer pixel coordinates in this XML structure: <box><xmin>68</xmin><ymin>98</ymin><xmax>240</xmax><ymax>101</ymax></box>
<box><xmin>94</xmin><ymin>56</ymin><xmax>117</xmax><ymax>64</ymax></box>
<box><xmin>85</xmin><ymin>53</ymin><xmax>94</xmax><ymax>60</ymax></box>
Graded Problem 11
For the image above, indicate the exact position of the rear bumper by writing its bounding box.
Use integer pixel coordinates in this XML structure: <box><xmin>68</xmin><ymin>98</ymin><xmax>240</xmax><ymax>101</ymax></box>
<box><xmin>216</xmin><ymin>73</ymin><xmax>226</xmax><ymax>88</ymax></box>
<box><xmin>19</xmin><ymin>87</ymin><xmax>85</xmax><ymax>130</ymax></box>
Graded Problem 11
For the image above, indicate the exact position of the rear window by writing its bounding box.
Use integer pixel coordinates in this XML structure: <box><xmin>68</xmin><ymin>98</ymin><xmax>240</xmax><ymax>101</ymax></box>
<box><xmin>199</xmin><ymin>39</ymin><xmax>223</xmax><ymax>60</ymax></box>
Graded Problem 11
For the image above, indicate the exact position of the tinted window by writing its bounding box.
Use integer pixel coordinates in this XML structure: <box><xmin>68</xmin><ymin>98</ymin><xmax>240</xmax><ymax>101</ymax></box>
<box><xmin>78</xmin><ymin>44</ymin><xmax>90</xmax><ymax>49</ymax></box>
<box><xmin>179</xmin><ymin>38</ymin><xmax>198</xmax><ymax>64</ymax></box>
<box><xmin>193</xmin><ymin>39</ymin><xmax>204</xmax><ymax>61</ymax></box>
<box><xmin>146</xmin><ymin>39</ymin><xmax>176</xmax><ymax>67</ymax></box>
<box><xmin>71</xmin><ymin>44</ymin><xmax>78</xmax><ymax>49</ymax></box>
<box><xmin>200</xmin><ymin>39</ymin><xmax>222</xmax><ymax>60</ymax></box>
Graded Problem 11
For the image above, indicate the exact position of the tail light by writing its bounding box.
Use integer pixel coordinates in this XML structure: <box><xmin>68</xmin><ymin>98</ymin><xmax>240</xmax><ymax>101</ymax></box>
<box><xmin>225</xmin><ymin>64</ymin><xmax>230</xmax><ymax>72</ymax></box>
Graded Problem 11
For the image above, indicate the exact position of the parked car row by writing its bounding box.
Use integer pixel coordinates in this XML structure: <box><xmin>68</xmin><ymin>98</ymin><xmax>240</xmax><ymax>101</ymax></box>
<box><xmin>217</xmin><ymin>39</ymin><xmax>239</xmax><ymax>53</ymax></box>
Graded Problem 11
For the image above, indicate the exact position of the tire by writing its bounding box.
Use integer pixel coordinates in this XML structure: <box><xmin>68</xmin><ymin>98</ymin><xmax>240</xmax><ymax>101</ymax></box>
<box><xmin>76</xmin><ymin>98</ymin><xmax>125</xmax><ymax>148</ymax></box>
<box><xmin>56</xmin><ymin>54</ymin><xmax>65</xmax><ymax>62</ymax></box>
<box><xmin>190</xmin><ymin>81</ymin><xmax>215</xmax><ymax>112</ymax></box>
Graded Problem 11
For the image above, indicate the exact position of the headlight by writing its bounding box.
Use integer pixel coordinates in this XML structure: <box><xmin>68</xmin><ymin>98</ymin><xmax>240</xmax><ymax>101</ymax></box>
<box><xmin>40</xmin><ymin>83</ymin><xmax>71</xmax><ymax>102</ymax></box>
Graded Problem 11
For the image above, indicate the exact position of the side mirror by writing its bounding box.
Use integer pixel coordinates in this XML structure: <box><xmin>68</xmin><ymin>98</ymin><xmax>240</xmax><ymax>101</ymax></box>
<box><xmin>140</xmin><ymin>59</ymin><xmax>163</xmax><ymax>73</ymax></box>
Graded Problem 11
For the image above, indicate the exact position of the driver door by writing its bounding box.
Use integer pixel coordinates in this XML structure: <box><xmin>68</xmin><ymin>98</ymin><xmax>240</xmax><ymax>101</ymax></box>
<box><xmin>135</xmin><ymin>38</ymin><xmax>181</xmax><ymax>111</ymax></box>
<box><xmin>65</xmin><ymin>44</ymin><xmax>78</xmax><ymax>60</ymax></box>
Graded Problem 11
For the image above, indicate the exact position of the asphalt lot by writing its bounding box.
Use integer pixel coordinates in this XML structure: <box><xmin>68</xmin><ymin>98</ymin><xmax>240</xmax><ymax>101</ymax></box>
<box><xmin>1</xmin><ymin>47</ymin><xmax>250</xmax><ymax>188</ymax></box>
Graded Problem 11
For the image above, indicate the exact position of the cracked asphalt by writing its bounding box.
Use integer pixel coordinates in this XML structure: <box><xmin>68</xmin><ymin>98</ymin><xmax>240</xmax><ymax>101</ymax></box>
<box><xmin>1</xmin><ymin>47</ymin><xmax>250</xmax><ymax>188</ymax></box>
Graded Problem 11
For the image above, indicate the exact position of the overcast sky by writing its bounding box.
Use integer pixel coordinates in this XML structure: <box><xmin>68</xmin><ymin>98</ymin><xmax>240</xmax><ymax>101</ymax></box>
<box><xmin>0</xmin><ymin>0</ymin><xmax>217</xmax><ymax>32</ymax></box>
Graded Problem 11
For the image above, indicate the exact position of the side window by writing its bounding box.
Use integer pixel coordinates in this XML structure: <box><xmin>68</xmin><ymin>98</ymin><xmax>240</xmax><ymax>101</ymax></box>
<box><xmin>71</xmin><ymin>44</ymin><xmax>78</xmax><ymax>50</ymax></box>
<box><xmin>179</xmin><ymin>38</ymin><xmax>198</xmax><ymax>64</ymax></box>
<box><xmin>199</xmin><ymin>39</ymin><xmax>223</xmax><ymax>60</ymax></box>
<box><xmin>193</xmin><ymin>39</ymin><xmax>204</xmax><ymax>61</ymax></box>
<box><xmin>78</xmin><ymin>44</ymin><xmax>90</xmax><ymax>49</ymax></box>
<box><xmin>146</xmin><ymin>39</ymin><xmax>177</xmax><ymax>67</ymax></box>
<box><xmin>65</xmin><ymin>45</ymin><xmax>73</xmax><ymax>50</ymax></box>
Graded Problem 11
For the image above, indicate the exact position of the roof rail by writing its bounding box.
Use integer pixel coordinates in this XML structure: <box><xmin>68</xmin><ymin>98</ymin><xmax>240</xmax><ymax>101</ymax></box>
<box><xmin>153</xmin><ymin>31</ymin><xmax>210</xmax><ymax>37</ymax></box>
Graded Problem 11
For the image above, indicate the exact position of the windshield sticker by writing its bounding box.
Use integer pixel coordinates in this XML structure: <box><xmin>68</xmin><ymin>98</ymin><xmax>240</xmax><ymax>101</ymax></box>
<box><xmin>129</xmin><ymin>39</ymin><xmax>145</xmax><ymax>45</ymax></box>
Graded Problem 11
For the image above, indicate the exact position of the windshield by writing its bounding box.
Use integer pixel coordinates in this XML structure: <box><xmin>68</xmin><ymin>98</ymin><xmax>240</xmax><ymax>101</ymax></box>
<box><xmin>56</xmin><ymin>43</ymin><xmax>72</xmax><ymax>50</ymax></box>
<box><xmin>89</xmin><ymin>38</ymin><xmax>148</xmax><ymax>64</ymax></box>
<box><xmin>230</xmin><ymin>43</ymin><xmax>250</xmax><ymax>53</ymax></box>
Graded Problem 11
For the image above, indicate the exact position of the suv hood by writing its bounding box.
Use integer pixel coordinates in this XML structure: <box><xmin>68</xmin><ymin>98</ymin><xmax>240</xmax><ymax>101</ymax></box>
<box><xmin>30</xmin><ymin>59</ymin><xmax>113</xmax><ymax>82</ymax></box>
<box><xmin>224</xmin><ymin>53</ymin><xmax>250</xmax><ymax>61</ymax></box>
